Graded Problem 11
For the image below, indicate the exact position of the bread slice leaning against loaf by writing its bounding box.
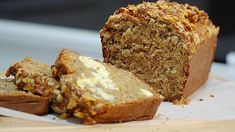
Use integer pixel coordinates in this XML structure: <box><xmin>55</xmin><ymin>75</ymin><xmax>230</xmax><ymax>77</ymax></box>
<box><xmin>0</xmin><ymin>78</ymin><xmax>49</xmax><ymax>115</ymax></box>
<box><xmin>51</xmin><ymin>49</ymin><xmax>162</xmax><ymax>124</ymax></box>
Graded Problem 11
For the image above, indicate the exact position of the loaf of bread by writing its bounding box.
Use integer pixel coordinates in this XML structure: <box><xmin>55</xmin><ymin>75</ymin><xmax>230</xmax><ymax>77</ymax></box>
<box><xmin>51</xmin><ymin>49</ymin><xmax>162</xmax><ymax>124</ymax></box>
<box><xmin>6</xmin><ymin>57</ymin><xmax>60</xmax><ymax>100</ymax></box>
<box><xmin>100</xmin><ymin>0</ymin><xmax>219</xmax><ymax>101</ymax></box>
<box><xmin>0</xmin><ymin>78</ymin><xmax>49</xmax><ymax>115</ymax></box>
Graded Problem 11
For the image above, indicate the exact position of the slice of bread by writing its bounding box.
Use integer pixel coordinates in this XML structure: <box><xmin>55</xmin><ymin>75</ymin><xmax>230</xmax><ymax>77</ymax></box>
<box><xmin>0</xmin><ymin>78</ymin><xmax>49</xmax><ymax>115</ymax></box>
<box><xmin>6</xmin><ymin>57</ymin><xmax>60</xmax><ymax>100</ymax></box>
<box><xmin>52</xmin><ymin>49</ymin><xmax>162</xmax><ymax>124</ymax></box>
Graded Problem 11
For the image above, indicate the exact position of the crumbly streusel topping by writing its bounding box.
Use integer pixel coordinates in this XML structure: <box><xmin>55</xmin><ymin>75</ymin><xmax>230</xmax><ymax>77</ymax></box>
<box><xmin>103</xmin><ymin>0</ymin><xmax>219</xmax><ymax>53</ymax></box>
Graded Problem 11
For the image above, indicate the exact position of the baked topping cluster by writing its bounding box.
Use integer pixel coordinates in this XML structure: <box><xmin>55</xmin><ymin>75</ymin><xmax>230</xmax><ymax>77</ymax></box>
<box><xmin>6</xmin><ymin>57</ymin><xmax>60</xmax><ymax>100</ymax></box>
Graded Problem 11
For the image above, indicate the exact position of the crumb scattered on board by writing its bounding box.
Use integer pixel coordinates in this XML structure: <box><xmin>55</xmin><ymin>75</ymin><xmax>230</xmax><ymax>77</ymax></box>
<box><xmin>0</xmin><ymin>72</ymin><xmax>5</xmax><ymax>77</ymax></box>
<box><xmin>199</xmin><ymin>98</ymin><xmax>203</xmax><ymax>101</ymax></box>
<box><xmin>210</xmin><ymin>94</ymin><xmax>215</xmax><ymax>98</ymax></box>
<box><xmin>173</xmin><ymin>97</ymin><xmax>190</xmax><ymax>105</ymax></box>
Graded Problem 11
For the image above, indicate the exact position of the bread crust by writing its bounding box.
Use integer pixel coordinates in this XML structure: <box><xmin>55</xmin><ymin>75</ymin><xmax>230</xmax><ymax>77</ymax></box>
<box><xmin>92</xmin><ymin>97</ymin><xmax>161</xmax><ymax>124</ymax></box>
<box><xmin>0</xmin><ymin>78</ymin><xmax>49</xmax><ymax>115</ymax></box>
<box><xmin>183</xmin><ymin>33</ymin><xmax>217</xmax><ymax>97</ymax></box>
<box><xmin>0</xmin><ymin>91</ymin><xmax>49</xmax><ymax>115</ymax></box>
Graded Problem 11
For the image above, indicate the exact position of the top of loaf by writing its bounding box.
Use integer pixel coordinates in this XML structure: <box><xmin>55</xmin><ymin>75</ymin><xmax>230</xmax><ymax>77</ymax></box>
<box><xmin>102</xmin><ymin>0</ymin><xmax>219</xmax><ymax>53</ymax></box>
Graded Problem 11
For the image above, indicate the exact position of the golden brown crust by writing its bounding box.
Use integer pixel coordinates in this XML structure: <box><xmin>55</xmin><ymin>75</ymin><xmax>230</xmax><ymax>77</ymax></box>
<box><xmin>0</xmin><ymin>92</ymin><xmax>49</xmax><ymax>115</ymax></box>
<box><xmin>92</xmin><ymin>97</ymin><xmax>161</xmax><ymax>124</ymax></box>
<box><xmin>183</xmin><ymin>32</ymin><xmax>217</xmax><ymax>97</ymax></box>
<box><xmin>0</xmin><ymin>79</ymin><xmax>49</xmax><ymax>115</ymax></box>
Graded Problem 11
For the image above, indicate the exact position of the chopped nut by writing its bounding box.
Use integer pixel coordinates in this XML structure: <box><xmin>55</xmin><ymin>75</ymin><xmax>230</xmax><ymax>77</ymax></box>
<box><xmin>67</xmin><ymin>97</ymin><xmax>77</xmax><ymax>110</ymax></box>
<box><xmin>122</xmin><ymin>49</ymin><xmax>131</xmax><ymax>57</ymax></box>
<box><xmin>173</xmin><ymin>97</ymin><xmax>190</xmax><ymax>105</ymax></box>
<box><xmin>60</xmin><ymin>113</ymin><xmax>70</xmax><ymax>119</ymax></box>
<box><xmin>74</xmin><ymin>111</ymin><xmax>85</xmax><ymax>118</ymax></box>
<box><xmin>47</xmin><ymin>80</ymin><xmax>55</xmax><ymax>86</ymax></box>
<box><xmin>171</xmin><ymin>35</ymin><xmax>179</xmax><ymax>45</ymax></box>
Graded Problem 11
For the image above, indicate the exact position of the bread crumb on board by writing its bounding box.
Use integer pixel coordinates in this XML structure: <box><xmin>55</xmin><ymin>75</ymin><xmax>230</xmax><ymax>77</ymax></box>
<box><xmin>210</xmin><ymin>94</ymin><xmax>215</xmax><ymax>98</ymax></box>
<box><xmin>173</xmin><ymin>97</ymin><xmax>190</xmax><ymax>105</ymax></box>
<box><xmin>0</xmin><ymin>72</ymin><xmax>5</xmax><ymax>78</ymax></box>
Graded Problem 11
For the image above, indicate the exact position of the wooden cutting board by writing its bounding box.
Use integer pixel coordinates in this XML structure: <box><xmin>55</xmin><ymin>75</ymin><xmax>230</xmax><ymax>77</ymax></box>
<box><xmin>1</xmin><ymin>73</ymin><xmax>235</xmax><ymax>132</ymax></box>
<box><xmin>1</xmin><ymin>116</ymin><xmax>235</xmax><ymax>132</ymax></box>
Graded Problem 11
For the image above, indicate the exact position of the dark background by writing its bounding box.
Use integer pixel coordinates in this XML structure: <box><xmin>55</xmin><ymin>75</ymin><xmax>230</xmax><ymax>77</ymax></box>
<box><xmin>0</xmin><ymin>0</ymin><xmax>234</xmax><ymax>63</ymax></box>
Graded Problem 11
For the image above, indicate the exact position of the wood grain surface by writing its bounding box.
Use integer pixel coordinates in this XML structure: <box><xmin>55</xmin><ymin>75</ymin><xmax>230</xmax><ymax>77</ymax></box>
<box><xmin>1</xmin><ymin>116</ymin><xmax>235</xmax><ymax>132</ymax></box>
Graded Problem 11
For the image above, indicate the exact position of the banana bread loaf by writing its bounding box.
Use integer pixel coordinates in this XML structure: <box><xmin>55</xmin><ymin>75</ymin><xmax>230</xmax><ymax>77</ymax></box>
<box><xmin>0</xmin><ymin>78</ymin><xmax>49</xmax><ymax>115</ymax></box>
<box><xmin>51</xmin><ymin>49</ymin><xmax>162</xmax><ymax>124</ymax></box>
<box><xmin>6</xmin><ymin>57</ymin><xmax>60</xmax><ymax>100</ymax></box>
<box><xmin>100</xmin><ymin>0</ymin><xmax>219</xmax><ymax>101</ymax></box>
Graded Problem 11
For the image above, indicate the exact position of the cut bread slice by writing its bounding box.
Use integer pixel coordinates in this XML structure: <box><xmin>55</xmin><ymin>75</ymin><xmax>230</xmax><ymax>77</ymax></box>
<box><xmin>52</xmin><ymin>49</ymin><xmax>162</xmax><ymax>124</ymax></box>
<box><xmin>6</xmin><ymin>57</ymin><xmax>60</xmax><ymax>100</ymax></box>
<box><xmin>0</xmin><ymin>78</ymin><xmax>49</xmax><ymax>115</ymax></box>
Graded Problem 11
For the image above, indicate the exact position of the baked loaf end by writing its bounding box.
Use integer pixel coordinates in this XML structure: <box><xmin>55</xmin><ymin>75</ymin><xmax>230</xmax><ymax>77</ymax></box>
<box><xmin>100</xmin><ymin>0</ymin><xmax>219</xmax><ymax>101</ymax></box>
<box><xmin>0</xmin><ymin>78</ymin><xmax>49</xmax><ymax>115</ymax></box>
<box><xmin>6</xmin><ymin>57</ymin><xmax>60</xmax><ymax>100</ymax></box>
<box><xmin>52</xmin><ymin>49</ymin><xmax>162</xmax><ymax>124</ymax></box>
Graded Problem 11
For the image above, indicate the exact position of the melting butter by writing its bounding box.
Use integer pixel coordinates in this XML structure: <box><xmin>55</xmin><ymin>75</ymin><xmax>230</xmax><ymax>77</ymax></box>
<box><xmin>76</xmin><ymin>56</ymin><xmax>118</xmax><ymax>101</ymax></box>
<box><xmin>78</xmin><ymin>56</ymin><xmax>118</xmax><ymax>90</ymax></box>
<box><xmin>140</xmin><ymin>89</ymin><xmax>153</xmax><ymax>97</ymax></box>
<box><xmin>95</xmin><ymin>87</ymin><xmax>114</xmax><ymax>101</ymax></box>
